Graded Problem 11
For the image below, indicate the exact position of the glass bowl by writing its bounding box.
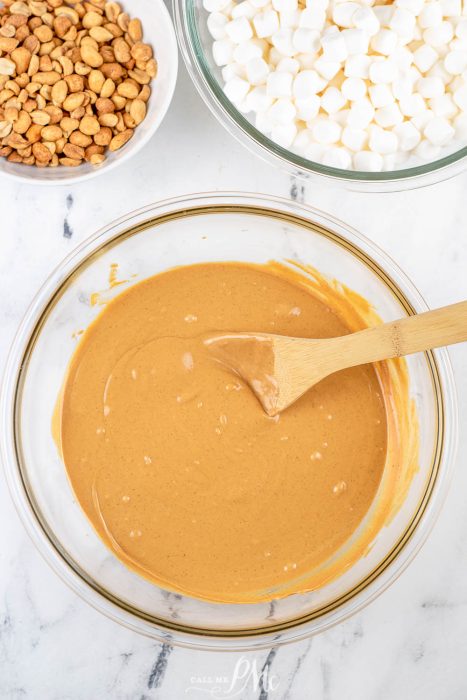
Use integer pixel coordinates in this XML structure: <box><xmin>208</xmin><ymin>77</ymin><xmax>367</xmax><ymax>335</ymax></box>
<box><xmin>174</xmin><ymin>0</ymin><xmax>467</xmax><ymax>192</ymax></box>
<box><xmin>0</xmin><ymin>192</ymin><xmax>457</xmax><ymax>650</ymax></box>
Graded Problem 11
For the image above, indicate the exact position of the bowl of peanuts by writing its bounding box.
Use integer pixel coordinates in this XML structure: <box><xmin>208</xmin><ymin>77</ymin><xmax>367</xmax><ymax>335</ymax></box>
<box><xmin>175</xmin><ymin>0</ymin><xmax>467</xmax><ymax>190</ymax></box>
<box><xmin>0</xmin><ymin>0</ymin><xmax>178</xmax><ymax>183</ymax></box>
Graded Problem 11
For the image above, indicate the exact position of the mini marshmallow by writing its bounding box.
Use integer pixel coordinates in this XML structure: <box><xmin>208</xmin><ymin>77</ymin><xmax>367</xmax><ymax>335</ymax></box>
<box><xmin>393</xmin><ymin>121</ymin><xmax>422</xmax><ymax>150</ymax></box>
<box><xmin>322</xmin><ymin>145</ymin><xmax>353</xmax><ymax>167</ymax></box>
<box><xmin>293</xmin><ymin>69</ymin><xmax>327</xmax><ymax>97</ymax></box>
<box><xmin>444</xmin><ymin>50</ymin><xmax>467</xmax><ymax>74</ymax></box>
<box><xmin>368</xmin><ymin>124</ymin><xmax>399</xmax><ymax>153</ymax></box>
<box><xmin>369</xmin><ymin>83</ymin><xmax>394</xmax><ymax>107</ymax></box>
<box><xmin>375</xmin><ymin>103</ymin><xmax>404</xmax><ymax>127</ymax></box>
<box><xmin>417</xmin><ymin>75</ymin><xmax>445</xmax><ymax>97</ymax></box>
<box><xmin>347</xmin><ymin>97</ymin><xmax>375</xmax><ymax>127</ymax></box>
<box><xmin>296</xmin><ymin>52</ymin><xmax>317</xmax><ymax>69</ymax></box>
<box><xmin>441</xmin><ymin>0</ymin><xmax>462</xmax><ymax>14</ymax></box>
<box><xmin>277</xmin><ymin>57</ymin><xmax>301</xmax><ymax>74</ymax></box>
<box><xmin>267</xmin><ymin>97</ymin><xmax>297</xmax><ymax>124</ymax></box>
<box><xmin>299</xmin><ymin>6</ymin><xmax>327</xmax><ymax>30</ymax></box>
<box><xmin>314</xmin><ymin>56</ymin><xmax>342</xmax><ymax>79</ymax></box>
<box><xmin>352</xmin><ymin>7</ymin><xmax>380</xmax><ymax>36</ymax></box>
<box><xmin>419</xmin><ymin>2</ymin><xmax>443</xmax><ymax>28</ymax></box>
<box><xmin>415</xmin><ymin>138</ymin><xmax>441</xmax><ymax>159</ymax></box>
<box><xmin>292</xmin><ymin>127</ymin><xmax>313</xmax><ymax>153</ymax></box>
<box><xmin>391</xmin><ymin>46</ymin><xmax>415</xmax><ymax>69</ymax></box>
<box><xmin>412</xmin><ymin>43</ymin><xmax>439</xmax><ymax>72</ymax></box>
<box><xmin>342</xmin><ymin>28</ymin><xmax>370</xmax><ymax>54</ymax></box>
<box><xmin>395</xmin><ymin>0</ymin><xmax>424</xmax><ymax>14</ymax></box>
<box><xmin>424</xmin><ymin>21</ymin><xmax>454</xmax><ymax>46</ymax></box>
<box><xmin>342</xmin><ymin>126</ymin><xmax>368</xmax><ymax>150</ymax></box>
<box><xmin>321</xmin><ymin>86</ymin><xmax>347</xmax><ymax>112</ymax></box>
<box><xmin>271</xmin><ymin>122</ymin><xmax>298</xmax><ymax>147</ymax></box>
<box><xmin>267</xmin><ymin>71</ymin><xmax>293</xmax><ymax>96</ymax></box>
<box><xmin>246</xmin><ymin>57</ymin><xmax>270</xmax><ymax>84</ymax></box>
<box><xmin>305</xmin><ymin>142</ymin><xmax>326</xmax><ymax>162</ymax></box>
<box><xmin>353</xmin><ymin>150</ymin><xmax>384</xmax><ymax>170</ymax></box>
<box><xmin>293</xmin><ymin>28</ymin><xmax>321</xmax><ymax>53</ymax></box>
<box><xmin>411</xmin><ymin>107</ymin><xmax>435</xmax><ymax>129</ymax></box>
<box><xmin>334</xmin><ymin>108</ymin><xmax>350</xmax><ymax>126</ymax></box>
<box><xmin>253</xmin><ymin>10</ymin><xmax>280</xmax><ymax>38</ymax></box>
<box><xmin>454</xmin><ymin>112</ymin><xmax>467</xmax><ymax>138</ymax></box>
<box><xmin>399</xmin><ymin>92</ymin><xmax>427</xmax><ymax>115</ymax></box>
<box><xmin>369</xmin><ymin>57</ymin><xmax>397</xmax><ymax>83</ymax></box>
<box><xmin>344</xmin><ymin>54</ymin><xmax>372</xmax><ymax>78</ymax></box>
<box><xmin>429</xmin><ymin>93</ymin><xmax>458</xmax><ymax>117</ymax></box>
<box><xmin>272</xmin><ymin>0</ymin><xmax>298</xmax><ymax>13</ymax></box>
<box><xmin>244</xmin><ymin>85</ymin><xmax>273</xmax><ymax>111</ymax></box>
<box><xmin>250</xmin><ymin>0</ymin><xmax>269</xmax><ymax>7</ymax></box>
<box><xmin>371</xmin><ymin>28</ymin><xmax>399</xmax><ymax>55</ymax></box>
<box><xmin>332</xmin><ymin>2</ymin><xmax>361</xmax><ymax>28</ymax></box>
<box><xmin>207</xmin><ymin>12</ymin><xmax>229</xmax><ymax>39</ymax></box>
<box><xmin>272</xmin><ymin>28</ymin><xmax>297</xmax><ymax>56</ymax></box>
<box><xmin>321</xmin><ymin>32</ymin><xmax>348</xmax><ymax>62</ymax></box>
<box><xmin>279</xmin><ymin>8</ymin><xmax>301</xmax><ymax>29</ymax></box>
<box><xmin>295</xmin><ymin>95</ymin><xmax>321</xmax><ymax>120</ymax></box>
<box><xmin>392</xmin><ymin>75</ymin><xmax>414</xmax><ymax>100</ymax></box>
<box><xmin>373</xmin><ymin>5</ymin><xmax>394</xmax><ymax>27</ymax></box>
<box><xmin>455</xmin><ymin>17</ymin><xmax>467</xmax><ymax>40</ymax></box>
<box><xmin>213</xmin><ymin>39</ymin><xmax>235</xmax><ymax>66</ymax></box>
<box><xmin>233</xmin><ymin>39</ymin><xmax>263</xmax><ymax>64</ymax></box>
<box><xmin>231</xmin><ymin>1</ymin><xmax>256</xmax><ymax>19</ymax></box>
<box><xmin>342</xmin><ymin>76</ymin><xmax>367</xmax><ymax>100</ymax></box>
<box><xmin>224</xmin><ymin>75</ymin><xmax>251</xmax><ymax>103</ymax></box>
<box><xmin>310</xmin><ymin>116</ymin><xmax>342</xmax><ymax>143</ymax></box>
<box><xmin>424</xmin><ymin>115</ymin><xmax>456</xmax><ymax>143</ymax></box>
<box><xmin>203</xmin><ymin>0</ymin><xmax>231</xmax><ymax>12</ymax></box>
<box><xmin>453</xmin><ymin>84</ymin><xmax>467</xmax><ymax>109</ymax></box>
<box><xmin>225</xmin><ymin>16</ymin><xmax>253</xmax><ymax>43</ymax></box>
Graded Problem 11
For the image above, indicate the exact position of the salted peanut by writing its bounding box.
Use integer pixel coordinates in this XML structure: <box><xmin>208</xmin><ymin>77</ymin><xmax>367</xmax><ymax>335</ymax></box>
<box><xmin>63</xmin><ymin>141</ymin><xmax>84</xmax><ymax>159</ymax></box>
<box><xmin>42</xmin><ymin>140</ymin><xmax>56</xmax><ymax>154</ymax></box>
<box><xmin>100</xmin><ymin>44</ymin><xmax>115</xmax><ymax>62</ymax></box>
<box><xmin>53</xmin><ymin>14</ymin><xmax>71</xmax><ymax>38</ymax></box>
<box><xmin>39</xmin><ymin>84</ymin><xmax>52</xmax><ymax>100</ymax></box>
<box><xmin>26</xmin><ymin>122</ymin><xmax>42</xmax><ymax>143</ymax></box>
<box><xmin>39</xmin><ymin>54</ymin><xmax>53</xmax><ymax>72</ymax></box>
<box><xmin>130</xmin><ymin>42</ymin><xmax>152</xmax><ymax>62</ymax></box>
<box><xmin>138</xmin><ymin>84</ymin><xmax>150</xmax><ymax>102</ymax></box>
<box><xmin>17</xmin><ymin>87</ymin><xmax>28</xmax><ymax>102</ymax></box>
<box><xmin>14</xmin><ymin>72</ymin><xmax>29</xmax><ymax>88</ymax></box>
<box><xmin>69</xmin><ymin>129</ymin><xmax>92</xmax><ymax>146</ymax></box>
<box><xmin>117</xmin><ymin>11</ymin><xmax>129</xmax><ymax>32</ymax></box>
<box><xmin>82</xmin><ymin>11</ymin><xmax>103</xmax><ymax>29</ymax></box>
<box><xmin>29</xmin><ymin>17</ymin><xmax>42</xmax><ymax>31</ymax></box>
<box><xmin>51</xmin><ymin>78</ymin><xmax>67</xmax><ymax>104</ymax></box>
<box><xmin>89</xmin><ymin>151</ymin><xmax>104</xmax><ymax>164</ymax></box>
<box><xmin>10</xmin><ymin>2</ymin><xmax>31</xmax><ymax>16</ymax></box>
<box><xmin>87</xmin><ymin>68</ymin><xmax>104</xmax><ymax>92</ymax></box>
<box><xmin>113</xmin><ymin>38</ymin><xmax>130</xmax><ymax>63</ymax></box>
<box><xmin>13</xmin><ymin>109</ymin><xmax>31</xmax><ymax>133</ymax></box>
<box><xmin>30</xmin><ymin>108</ymin><xmax>50</xmax><ymax>125</ymax></box>
<box><xmin>16</xmin><ymin>25</ymin><xmax>31</xmax><ymax>43</ymax></box>
<box><xmin>89</xmin><ymin>25</ymin><xmax>112</xmax><ymax>42</ymax></box>
<box><xmin>93</xmin><ymin>124</ymin><xmax>111</xmax><ymax>145</ymax></box>
<box><xmin>0</xmin><ymin>37</ymin><xmax>19</xmax><ymax>52</ymax></box>
<box><xmin>58</xmin><ymin>155</ymin><xmax>80</xmax><ymax>166</ymax></box>
<box><xmin>6</xmin><ymin>80</ymin><xmax>21</xmax><ymax>96</ymax></box>
<box><xmin>5</xmin><ymin>14</ymin><xmax>29</xmax><ymax>28</ymax></box>
<box><xmin>41</xmin><ymin>123</ymin><xmax>62</xmax><ymax>140</ymax></box>
<box><xmin>104</xmin><ymin>2</ymin><xmax>120</xmax><ymax>23</ymax></box>
<box><xmin>117</xmin><ymin>79</ymin><xmax>138</xmax><ymax>99</ymax></box>
<box><xmin>57</xmin><ymin>55</ymin><xmax>73</xmax><ymax>76</ymax></box>
<box><xmin>100</xmin><ymin>62</ymin><xmax>122</xmax><ymax>81</ymax></box>
<box><xmin>128</xmin><ymin>68</ymin><xmax>149</xmax><ymax>85</ymax></box>
<box><xmin>98</xmin><ymin>77</ymin><xmax>113</xmax><ymax>98</ymax></box>
<box><xmin>23</xmin><ymin>98</ymin><xmax>37</xmax><ymax>111</ymax></box>
<box><xmin>62</xmin><ymin>91</ymin><xmax>84</xmax><ymax>111</ymax></box>
<box><xmin>80</xmin><ymin>35</ymin><xmax>99</xmax><ymax>51</ymax></box>
<box><xmin>69</xmin><ymin>105</ymin><xmax>85</xmax><ymax>120</ymax></box>
<box><xmin>80</xmin><ymin>43</ymin><xmax>103</xmax><ymax>68</ymax></box>
<box><xmin>145</xmin><ymin>59</ymin><xmax>157</xmax><ymax>78</ymax></box>
<box><xmin>7</xmin><ymin>151</ymin><xmax>24</xmax><ymax>162</ymax></box>
<box><xmin>35</xmin><ymin>70</ymin><xmax>61</xmax><ymax>85</ymax></box>
<box><xmin>122</xmin><ymin>111</ymin><xmax>135</xmax><ymax>128</ymax></box>
<box><xmin>98</xmin><ymin>111</ymin><xmax>117</xmax><ymax>127</ymax></box>
<box><xmin>27</xmin><ymin>54</ymin><xmax>39</xmax><ymax>76</ymax></box>
<box><xmin>65</xmin><ymin>73</ymin><xmax>83</xmax><ymax>92</ymax></box>
<box><xmin>111</xmin><ymin>93</ymin><xmax>125</xmax><ymax>110</ymax></box>
<box><xmin>95</xmin><ymin>96</ymin><xmax>113</xmax><ymax>113</ymax></box>
<box><xmin>34</xmin><ymin>24</ymin><xmax>53</xmax><ymax>42</ymax></box>
<box><xmin>8</xmin><ymin>131</ymin><xmax>29</xmax><ymax>148</ymax></box>
<box><xmin>74</xmin><ymin>61</ymin><xmax>91</xmax><ymax>76</ymax></box>
<box><xmin>0</xmin><ymin>121</ymin><xmax>13</xmax><ymax>138</ymax></box>
<box><xmin>23</xmin><ymin>34</ymin><xmax>40</xmax><ymax>55</ymax></box>
<box><xmin>44</xmin><ymin>104</ymin><xmax>62</xmax><ymax>123</ymax></box>
<box><xmin>0</xmin><ymin>25</ymin><xmax>17</xmax><ymax>39</ymax></box>
<box><xmin>54</xmin><ymin>7</ymin><xmax>79</xmax><ymax>25</ymax></box>
<box><xmin>29</xmin><ymin>1</ymin><xmax>48</xmax><ymax>17</ymax></box>
<box><xmin>32</xmin><ymin>140</ymin><xmax>52</xmax><ymax>162</ymax></box>
<box><xmin>0</xmin><ymin>146</ymin><xmax>13</xmax><ymax>156</ymax></box>
<box><xmin>84</xmin><ymin>142</ymin><xmax>103</xmax><ymax>159</ymax></box>
<box><xmin>79</xmin><ymin>114</ymin><xmax>99</xmax><ymax>135</ymax></box>
<box><xmin>108</xmin><ymin>127</ymin><xmax>132</xmax><ymax>151</ymax></box>
<box><xmin>103</xmin><ymin>22</ymin><xmax>121</xmax><ymax>39</ymax></box>
<box><xmin>0</xmin><ymin>58</ymin><xmax>16</xmax><ymax>77</ymax></box>
<box><xmin>60</xmin><ymin>116</ymin><xmax>79</xmax><ymax>135</ymax></box>
<box><xmin>128</xmin><ymin>18</ymin><xmax>142</xmax><ymax>42</ymax></box>
<box><xmin>17</xmin><ymin>145</ymin><xmax>32</xmax><ymax>157</ymax></box>
<box><xmin>5</xmin><ymin>106</ymin><xmax>19</xmax><ymax>123</ymax></box>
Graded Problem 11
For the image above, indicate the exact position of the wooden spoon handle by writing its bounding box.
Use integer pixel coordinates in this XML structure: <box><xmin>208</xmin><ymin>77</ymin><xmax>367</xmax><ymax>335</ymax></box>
<box><xmin>332</xmin><ymin>300</ymin><xmax>467</xmax><ymax>369</ymax></box>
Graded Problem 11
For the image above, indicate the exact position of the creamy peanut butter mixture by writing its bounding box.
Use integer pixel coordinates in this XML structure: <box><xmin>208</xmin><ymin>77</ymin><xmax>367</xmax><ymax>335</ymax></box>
<box><xmin>57</xmin><ymin>262</ymin><xmax>390</xmax><ymax>603</ymax></box>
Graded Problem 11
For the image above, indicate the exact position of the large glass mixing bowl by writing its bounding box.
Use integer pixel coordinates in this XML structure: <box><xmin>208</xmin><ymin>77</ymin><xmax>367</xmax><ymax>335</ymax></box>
<box><xmin>0</xmin><ymin>193</ymin><xmax>457</xmax><ymax>650</ymax></box>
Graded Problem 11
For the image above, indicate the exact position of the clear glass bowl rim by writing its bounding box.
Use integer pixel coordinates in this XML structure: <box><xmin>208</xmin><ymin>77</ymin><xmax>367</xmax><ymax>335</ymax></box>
<box><xmin>173</xmin><ymin>0</ymin><xmax>467</xmax><ymax>189</ymax></box>
<box><xmin>0</xmin><ymin>192</ymin><xmax>458</xmax><ymax>651</ymax></box>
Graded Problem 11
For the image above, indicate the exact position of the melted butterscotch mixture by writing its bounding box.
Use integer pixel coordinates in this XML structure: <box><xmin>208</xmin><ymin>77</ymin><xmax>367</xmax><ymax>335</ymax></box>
<box><xmin>58</xmin><ymin>262</ymin><xmax>388</xmax><ymax>603</ymax></box>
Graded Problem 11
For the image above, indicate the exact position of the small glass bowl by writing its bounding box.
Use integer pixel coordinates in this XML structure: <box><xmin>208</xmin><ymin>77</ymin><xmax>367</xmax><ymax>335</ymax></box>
<box><xmin>0</xmin><ymin>193</ymin><xmax>457</xmax><ymax>650</ymax></box>
<box><xmin>174</xmin><ymin>0</ymin><xmax>467</xmax><ymax>192</ymax></box>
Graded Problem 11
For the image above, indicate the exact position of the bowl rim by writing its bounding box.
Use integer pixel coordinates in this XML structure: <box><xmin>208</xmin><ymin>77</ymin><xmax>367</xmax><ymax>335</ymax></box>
<box><xmin>0</xmin><ymin>0</ymin><xmax>178</xmax><ymax>187</ymax></box>
<box><xmin>173</xmin><ymin>0</ymin><xmax>467</xmax><ymax>190</ymax></box>
<box><xmin>0</xmin><ymin>191</ymin><xmax>458</xmax><ymax>650</ymax></box>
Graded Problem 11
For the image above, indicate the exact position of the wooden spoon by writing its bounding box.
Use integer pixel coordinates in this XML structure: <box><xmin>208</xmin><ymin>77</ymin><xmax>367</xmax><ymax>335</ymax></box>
<box><xmin>205</xmin><ymin>300</ymin><xmax>467</xmax><ymax>416</ymax></box>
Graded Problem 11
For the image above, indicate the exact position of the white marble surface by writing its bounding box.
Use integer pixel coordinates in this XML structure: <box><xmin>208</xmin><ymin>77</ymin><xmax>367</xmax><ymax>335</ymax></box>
<box><xmin>1</xmin><ymin>54</ymin><xmax>467</xmax><ymax>700</ymax></box>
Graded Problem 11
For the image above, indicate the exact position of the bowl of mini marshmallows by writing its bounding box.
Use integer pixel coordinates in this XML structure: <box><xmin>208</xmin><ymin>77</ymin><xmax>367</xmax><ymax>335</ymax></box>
<box><xmin>175</xmin><ymin>0</ymin><xmax>467</xmax><ymax>189</ymax></box>
<box><xmin>0</xmin><ymin>0</ymin><xmax>178</xmax><ymax>184</ymax></box>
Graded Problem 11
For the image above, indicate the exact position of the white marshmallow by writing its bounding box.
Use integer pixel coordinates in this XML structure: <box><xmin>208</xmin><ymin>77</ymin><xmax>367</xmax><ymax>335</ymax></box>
<box><xmin>429</xmin><ymin>93</ymin><xmax>458</xmax><ymax>116</ymax></box>
<box><xmin>225</xmin><ymin>16</ymin><xmax>253</xmax><ymax>42</ymax></box>
<box><xmin>332</xmin><ymin>2</ymin><xmax>361</xmax><ymax>28</ymax></box>
<box><xmin>424</xmin><ymin>21</ymin><xmax>454</xmax><ymax>46</ymax></box>
<box><xmin>267</xmin><ymin>97</ymin><xmax>297</xmax><ymax>123</ymax></box>
<box><xmin>392</xmin><ymin>75</ymin><xmax>414</xmax><ymax>99</ymax></box>
<box><xmin>369</xmin><ymin>83</ymin><xmax>394</xmax><ymax>107</ymax></box>
<box><xmin>347</xmin><ymin>97</ymin><xmax>375</xmax><ymax>127</ymax></box>
<box><xmin>244</xmin><ymin>85</ymin><xmax>273</xmax><ymax>111</ymax></box>
<box><xmin>224</xmin><ymin>75</ymin><xmax>251</xmax><ymax>103</ymax></box>
<box><xmin>342</xmin><ymin>76</ymin><xmax>367</xmax><ymax>100</ymax></box>
<box><xmin>353</xmin><ymin>150</ymin><xmax>384</xmax><ymax>170</ymax></box>
<box><xmin>246</xmin><ymin>57</ymin><xmax>270</xmax><ymax>84</ymax></box>
<box><xmin>233</xmin><ymin>39</ymin><xmax>263</xmax><ymax>63</ymax></box>
<box><xmin>399</xmin><ymin>92</ymin><xmax>427</xmax><ymax>115</ymax></box>
<box><xmin>373</xmin><ymin>5</ymin><xmax>394</xmax><ymax>27</ymax></box>
<box><xmin>231</xmin><ymin>1</ymin><xmax>256</xmax><ymax>19</ymax></box>
<box><xmin>391</xmin><ymin>46</ymin><xmax>415</xmax><ymax>69</ymax></box>
<box><xmin>411</xmin><ymin>107</ymin><xmax>435</xmax><ymax>128</ymax></box>
<box><xmin>453</xmin><ymin>84</ymin><xmax>467</xmax><ymax>109</ymax></box>
<box><xmin>393</xmin><ymin>121</ymin><xmax>422</xmax><ymax>149</ymax></box>
<box><xmin>310</xmin><ymin>116</ymin><xmax>342</xmax><ymax>142</ymax></box>
<box><xmin>296</xmin><ymin>52</ymin><xmax>317</xmax><ymax>69</ymax></box>
<box><xmin>295</xmin><ymin>95</ymin><xmax>321</xmax><ymax>120</ymax></box>
<box><xmin>267</xmin><ymin>70</ymin><xmax>293</xmax><ymax>96</ymax></box>
<box><xmin>444</xmin><ymin>50</ymin><xmax>467</xmax><ymax>74</ymax></box>
<box><xmin>250</xmin><ymin>0</ymin><xmax>269</xmax><ymax>7</ymax></box>
<box><xmin>305</xmin><ymin>142</ymin><xmax>326</xmax><ymax>162</ymax></box>
<box><xmin>455</xmin><ymin>17</ymin><xmax>467</xmax><ymax>40</ymax></box>
<box><xmin>352</xmin><ymin>6</ymin><xmax>380</xmax><ymax>36</ymax></box>
<box><xmin>454</xmin><ymin>112</ymin><xmax>467</xmax><ymax>138</ymax></box>
<box><xmin>322</xmin><ymin>145</ymin><xmax>353</xmax><ymax>168</ymax></box>
<box><xmin>299</xmin><ymin>6</ymin><xmax>327</xmax><ymax>30</ymax></box>
<box><xmin>271</xmin><ymin>122</ymin><xmax>298</xmax><ymax>146</ymax></box>
<box><xmin>293</xmin><ymin>28</ymin><xmax>321</xmax><ymax>53</ymax></box>
<box><xmin>272</xmin><ymin>0</ymin><xmax>298</xmax><ymax>12</ymax></box>
<box><xmin>375</xmin><ymin>103</ymin><xmax>404</xmax><ymax>126</ymax></box>
<box><xmin>395</xmin><ymin>0</ymin><xmax>424</xmax><ymax>15</ymax></box>
<box><xmin>272</xmin><ymin>28</ymin><xmax>297</xmax><ymax>56</ymax></box>
<box><xmin>255</xmin><ymin>109</ymin><xmax>275</xmax><ymax>133</ymax></box>
<box><xmin>314</xmin><ymin>56</ymin><xmax>342</xmax><ymax>79</ymax></box>
<box><xmin>344</xmin><ymin>54</ymin><xmax>372</xmax><ymax>78</ymax></box>
<box><xmin>371</xmin><ymin>28</ymin><xmax>399</xmax><ymax>55</ymax></box>
<box><xmin>253</xmin><ymin>10</ymin><xmax>280</xmax><ymax>38</ymax></box>
<box><xmin>222</xmin><ymin>62</ymin><xmax>245</xmax><ymax>81</ymax></box>
<box><xmin>417</xmin><ymin>75</ymin><xmax>445</xmax><ymax>96</ymax></box>
<box><xmin>203</xmin><ymin>0</ymin><xmax>231</xmax><ymax>11</ymax></box>
<box><xmin>277</xmin><ymin>57</ymin><xmax>301</xmax><ymax>74</ymax></box>
<box><xmin>279</xmin><ymin>8</ymin><xmax>301</xmax><ymax>28</ymax></box>
<box><xmin>415</xmin><ymin>138</ymin><xmax>441</xmax><ymax>159</ymax></box>
<box><xmin>368</xmin><ymin>124</ymin><xmax>399</xmax><ymax>153</ymax></box>
<box><xmin>321</xmin><ymin>32</ymin><xmax>348</xmax><ymax>62</ymax></box>
<box><xmin>369</xmin><ymin>57</ymin><xmax>397</xmax><ymax>83</ymax></box>
<box><xmin>419</xmin><ymin>2</ymin><xmax>443</xmax><ymax>28</ymax></box>
<box><xmin>342</xmin><ymin>28</ymin><xmax>370</xmax><ymax>54</ymax></box>
<box><xmin>213</xmin><ymin>39</ymin><xmax>235</xmax><ymax>65</ymax></box>
<box><xmin>441</xmin><ymin>0</ymin><xmax>462</xmax><ymax>14</ymax></box>
<box><xmin>342</xmin><ymin>126</ymin><xmax>368</xmax><ymax>150</ymax></box>
<box><xmin>412</xmin><ymin>43</ymin><xmax>439</xmax><ymax>72</ymax></box>
<box><xmin>207</xmin><ymin>12</ymin><xmax>229</xmax><ymax>39</ymax></box>
<box><xmin>293</xmin><ymin>69</ymin><xmax>327</xmax><ymax>97</ymax></box>
<box><xmin>292</xmin><ymin>127</ymin><xmax>313</xmax><ymax>153</ymax></box>
<box><xmin>424</xmin><ymin>115</ymin><xmax>456</xmax><ymax>143</ymax></box>
<box><xmin>321</xmin><ymin>86</ymin><xmax>347</xmax><ymax>112</ymax></box>
<box><xmin>334</xmin><ymin>108</ymin><xmax>350</xmax><ymax>126</ymax></box>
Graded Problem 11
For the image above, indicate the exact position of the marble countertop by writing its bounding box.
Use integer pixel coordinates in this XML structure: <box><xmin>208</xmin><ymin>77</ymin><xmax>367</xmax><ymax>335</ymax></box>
<box><xmin>1</xmin><ymin>51</ymin><xmax>467</xmax><ymax>700</ymax></box>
